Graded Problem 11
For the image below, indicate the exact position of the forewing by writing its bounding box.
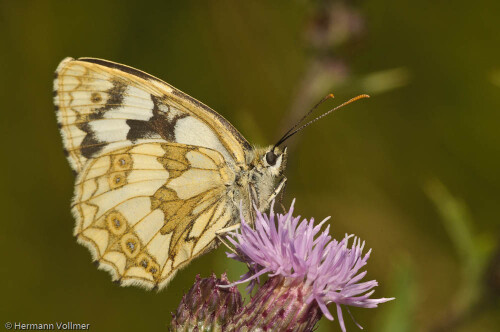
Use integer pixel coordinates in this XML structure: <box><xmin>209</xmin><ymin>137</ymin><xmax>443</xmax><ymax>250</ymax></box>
<box><xmin>73</xmin><ymin>142</ymin><xmax>235</xmax><ymax>289</ymax></box>
<box><xmin>54</xmin><ymin>57</ymin><xmax>251</xmax><ymax>173</ymax></box>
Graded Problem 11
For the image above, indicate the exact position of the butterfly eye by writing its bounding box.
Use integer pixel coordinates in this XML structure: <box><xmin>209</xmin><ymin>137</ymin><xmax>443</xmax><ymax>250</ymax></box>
<box><xmin>265</xmin><ymin>151</ymin><xmax>277</xmax><ymax>166</ymax></box>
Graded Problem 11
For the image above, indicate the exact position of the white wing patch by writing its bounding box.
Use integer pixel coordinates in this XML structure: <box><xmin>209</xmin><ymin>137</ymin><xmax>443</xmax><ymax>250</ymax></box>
<box><xmin>174</xmin><ymin>116</ymin><xmax>233</xmax><ymax>166</ymax></box>
<box><xmin>89</xmin><ymin>119</ymin><xmax>130</xmax><ymax>142</ymax></box>
<box><xmin>167</xmin><ymin>169</ymin><xmax>223</xmax><ymax>200</ymax></box>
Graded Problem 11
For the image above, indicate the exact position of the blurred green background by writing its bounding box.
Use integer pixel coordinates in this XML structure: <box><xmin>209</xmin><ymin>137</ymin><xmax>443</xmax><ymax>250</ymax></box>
<box><xmin>1</xmin><ymin>0</ymin><xmax>499</xmax><ymax>331</ymax></box>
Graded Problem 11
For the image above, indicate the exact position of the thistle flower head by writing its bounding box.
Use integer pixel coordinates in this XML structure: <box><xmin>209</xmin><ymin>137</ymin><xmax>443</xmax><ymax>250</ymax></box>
<box><xmin>225</xmin><ymin>200</ymin><xmax>394</xmax><ymax>331</ymax></box>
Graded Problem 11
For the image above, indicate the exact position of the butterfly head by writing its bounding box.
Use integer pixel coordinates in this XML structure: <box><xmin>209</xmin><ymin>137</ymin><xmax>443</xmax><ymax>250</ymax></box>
<box><xmin>252</xmin><ymin>146</ymin><xmax>287</xmax><ymax>177</ymax></box>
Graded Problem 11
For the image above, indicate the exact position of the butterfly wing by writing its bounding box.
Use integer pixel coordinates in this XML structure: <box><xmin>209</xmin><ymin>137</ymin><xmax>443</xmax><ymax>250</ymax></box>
<box><xmin>73</xmin><ymin>142</ymin><xmax>234</xmax><ymax>289</ymax></box>
<box><xmin>54</xmin><ymin>57</ymin><xmax>251</xmax><ymax>173</ymax></box>
<box><xmin>54</xmin><ymin>58</ymin><xmax>249</xmax><ymax>289</ymax></box>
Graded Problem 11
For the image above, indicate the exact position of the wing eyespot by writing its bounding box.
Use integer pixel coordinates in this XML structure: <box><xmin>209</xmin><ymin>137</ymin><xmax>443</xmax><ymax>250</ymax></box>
<box><xmin>112</xmin><ymin>154</ymin><xmax>133</xmax><ymax>171</ymax></box>
<box><xmin>120</xmin><ymin>233</ymin><xmax>141</xmax><ymax>258</ymax></box>
<box><xmin>148</xmin><ymin>262</ymin><xmax>160</xmax><ymax>279</ymax></box>
<box><xmin>106</xmin><ymin>211</ymin><xmax>127</xmax><ymax>235</ymax></box>
<box><xmin>135</xmin><ymin>253</ymin><xmax>151</xmax><ymax>269</ymax></box>
<box><xmin>109</xmin><ymin>171</ymin><xmax>127</xmax><ymax>189</ymax></box>
<box><xmin>90</xmin><ymin>92</ymin><xmax>102</xmax><ymax>103</ymax></box>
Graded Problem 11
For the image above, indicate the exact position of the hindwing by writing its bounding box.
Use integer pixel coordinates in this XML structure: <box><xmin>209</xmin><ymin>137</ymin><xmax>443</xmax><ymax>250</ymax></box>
<box><xmin>73</xmin><ymin>142</ymin><xmax>235</xmax><ymax>289</ymax></box>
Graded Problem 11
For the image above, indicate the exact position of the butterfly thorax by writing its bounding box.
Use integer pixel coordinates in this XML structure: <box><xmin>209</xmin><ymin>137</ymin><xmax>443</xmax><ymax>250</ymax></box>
<box><xmin>225</xmin><ymin>145</ymin><xmax>287</xmax><ymax>223</ymax></box>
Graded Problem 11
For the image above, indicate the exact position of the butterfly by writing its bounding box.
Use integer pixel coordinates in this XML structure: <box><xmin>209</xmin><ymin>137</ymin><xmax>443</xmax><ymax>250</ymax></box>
<box><xmin>54</xmin><ymin>57</ymin><xmax>368</xmax><ymax>290</ymax></box>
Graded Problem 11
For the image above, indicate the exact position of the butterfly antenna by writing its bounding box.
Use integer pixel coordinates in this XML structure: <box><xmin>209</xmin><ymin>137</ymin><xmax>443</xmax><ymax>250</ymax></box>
<box><xmin>274</xmin><ymin>94</ymin><xmax>370</xmax><ymax>148</ymax></box>
<box><xmin>273</xmin><ymin>94</ymin><xmax>335</xmax><ymax>150</ymax></box>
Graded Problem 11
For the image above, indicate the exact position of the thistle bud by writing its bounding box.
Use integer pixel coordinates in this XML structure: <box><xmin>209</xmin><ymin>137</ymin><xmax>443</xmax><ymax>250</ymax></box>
<box><xmin>169</xmin><ymin>273</ymin><xmax>243</xmax><ymax>332</ymax></box>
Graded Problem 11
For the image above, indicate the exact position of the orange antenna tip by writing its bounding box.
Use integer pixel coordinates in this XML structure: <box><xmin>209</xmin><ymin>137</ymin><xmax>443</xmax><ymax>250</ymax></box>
<box><xmin>352</xmin><ymin>94</ymin><xmax>370</xmax><ymax>101</ymax></box>
<box><xmin>274</xmin><ymin>92</ymin><xmax>369</xmax><ymax>147</ymax></box>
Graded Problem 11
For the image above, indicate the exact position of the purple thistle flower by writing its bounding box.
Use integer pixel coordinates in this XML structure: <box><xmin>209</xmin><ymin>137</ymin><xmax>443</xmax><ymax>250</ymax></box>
<box><xmin>224</xmin><ymin>200</ymin><xmax>394</xmax><ymax>331</ymax></box>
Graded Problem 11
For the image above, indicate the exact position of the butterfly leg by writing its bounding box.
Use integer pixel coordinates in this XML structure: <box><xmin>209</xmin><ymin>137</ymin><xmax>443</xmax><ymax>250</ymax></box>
<box><xmin>267</xmin><ymin>177</ymin><xmax>287</xmax><ymax>204</ymax></box>
<box><xmin>278</xmin><ymin>180</ymin><xmax>287</xmax><ymax>213</ymax></box>
<box><xmin>247</xmin><ymin>183</ymin><xmax>258</xmax><ymax>223</ymax></box>
<box><xmin>216</xmin><ymin>224</ymin><xmax>241</xmax><ymax>254</ymax></box>
<box><xmin>216</xmin><ymin>224</ymin><xmax>241</xmax><ymax>234</ymax></box>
